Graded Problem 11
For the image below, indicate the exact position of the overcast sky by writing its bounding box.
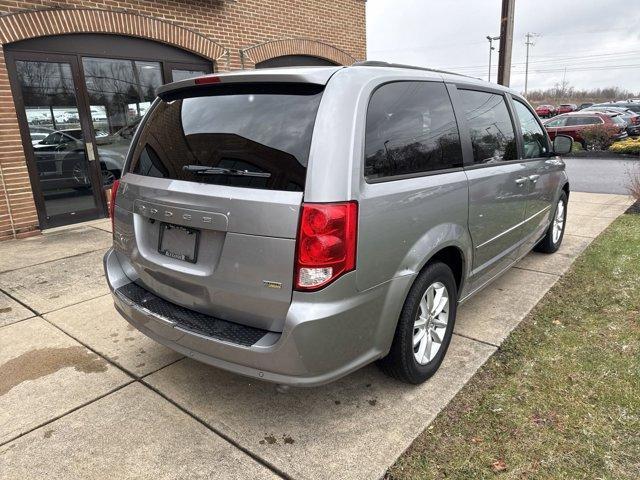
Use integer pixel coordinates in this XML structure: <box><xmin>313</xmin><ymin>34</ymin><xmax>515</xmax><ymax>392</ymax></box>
<box><xmin>366</xmin><ymin>0</ymin><xmax>640</xmax><ymax>93</ymax></box>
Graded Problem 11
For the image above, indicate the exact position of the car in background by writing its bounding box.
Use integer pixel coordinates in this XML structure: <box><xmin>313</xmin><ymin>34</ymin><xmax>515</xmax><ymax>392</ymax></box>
<box><xmin>583</xmin><ymin>106</ymin><xmax>640</xmax><ymax>136</ymax></box>
<box><xmin>557</xmin><ymin>104</ymin><xmax>577</xmax><ymax>114</ymax></box>
<box><xmin>28</xmin><ymin>126</ymin><xmax>54</xmax><ymax>146</ymax></box>
<box><xmin>33</xmin><ymin>129</ymin><xmax>125</xmax><ymax>188</ymax></box>
<box><xmin>543</xmin><ymin>112</ymin><xmax>628</xmax><ymax>148</ymax></box>
<box><xmin>577</xmin><ymin>102</ymin><xmax>594</xmax><ymax>110</ymax></box>
<box><xmin>594</xmin><ymin>102</ymin><xmax>640</xmax><ymax>115</ymax></box>
<box><xmin>535</xmin><ymin>104</ymin><xmax>556</xmax><ymax>118</ymax></box>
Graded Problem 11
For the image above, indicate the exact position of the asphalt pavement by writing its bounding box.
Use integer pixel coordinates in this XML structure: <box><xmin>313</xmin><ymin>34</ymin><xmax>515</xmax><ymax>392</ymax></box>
<box><xmin>564</xmin><ymin>156</ymin><xmax>640</xmax><ymax>194</ymax></box>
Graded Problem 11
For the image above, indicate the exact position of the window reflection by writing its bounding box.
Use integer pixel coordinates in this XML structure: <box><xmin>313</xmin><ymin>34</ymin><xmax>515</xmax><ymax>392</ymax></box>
<box><xmin>171</xmin><ymin>69</ymin><xmax>208</xmax><ymax>82</ymax></box>
<box><xmin>513</xmin><ymin>100</ymin><xmax>548</xmax><ymax>159</ymax></box>
<box><xmin>365</xmin><ymin>82</ymin><xmax>463</xmax><ymax>180</ymax></box>
<box><xmin>460</xmin><ymin>90</ymin><xmax>518</xmax><ymax>164</ymax></box>
<box><xmin>129</xmin><ymin>85</ymin><xmax>323</xmax><ymax>191</ymax></box>
<box><xmin>16</xmin><ymin>60</ymin><xmax>98</xmax><ymax>218</ymax></box>
<box><xmin>83</xmin><ymin>57</ymin><xmax>162</xmax><ymax>185</ymax></box>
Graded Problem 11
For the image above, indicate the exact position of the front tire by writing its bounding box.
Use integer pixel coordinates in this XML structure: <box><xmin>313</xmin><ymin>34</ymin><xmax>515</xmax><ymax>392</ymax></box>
<box><xmin>535</xmin><ymin>191</ymin><xmax>568</xmax><ymax>253</ymax></box>
<box><xmin>378</xmin><ymin>262</ymin><xmax>457</xmax><ymax>384</ymax></box>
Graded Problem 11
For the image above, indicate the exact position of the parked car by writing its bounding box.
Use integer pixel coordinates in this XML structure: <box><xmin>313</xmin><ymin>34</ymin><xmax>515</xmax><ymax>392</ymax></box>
<box><xmin>583</xmin><ymin>106</ymin><xmax>640</xmax><ymax>136</ymax></box>
<box><xmin>105</xmin><ymin>63</ymin><xmax>572</xmax><ymax>386</ymax></box>
<box><xmin>577</xmin><ymin>102</ymin><xmax>594</xmax><ymax>110</ymax></box>
<box><xmin>32</xmin><ymin>129</ymin><xmax>125</xmax><ymax>188</ymax></box>
<box><xmin>535</xmin><ymin>104</ymin><xmax>556</xmax><ymax>118</ymax></box>
<box><xmin>28</xmin><ymin>126</ymin><xmax>54</xmax><ymax>146</ymax></box>
<box><xmin>544</xmin><ymin>112</ymin><xmax>628</xmax><ymax>148</ymax></box>
<box><xmin>593</xmin><ymin>102</ymin><xmax>640</xmax><ymax>115</ymax></box>
<box><xmin>557</xmin><ymin>104</ymin><xmax>577</xmax><ymax>114</ymax></box>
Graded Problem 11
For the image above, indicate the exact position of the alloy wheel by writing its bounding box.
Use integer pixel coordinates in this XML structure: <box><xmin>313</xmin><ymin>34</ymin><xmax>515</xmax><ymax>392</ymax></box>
<box><xmin>552</xmin><ymin>199</ymin><xmax>565</xmax><ymax>244</ymax></box>
<box><xmin>413</xmin><ymin>281</ymin><xmax>449</xmax><ymax>365</ymax></box>
<box><xmin>72</xmin><ymin>162</ymin><xmax>90</xmax><ymax>185</ymax></box>
<box><xmin>101</xmin><ymin>169</ymin><xmax>116</xmax><ymax>187</ymax></box>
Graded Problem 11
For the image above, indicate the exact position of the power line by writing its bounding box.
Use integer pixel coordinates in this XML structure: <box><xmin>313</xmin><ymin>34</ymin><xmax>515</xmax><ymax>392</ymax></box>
<box><xmin>441</xmin><ymin>48</ymin><xmax>640</xmax><ymax>71</ymax></box>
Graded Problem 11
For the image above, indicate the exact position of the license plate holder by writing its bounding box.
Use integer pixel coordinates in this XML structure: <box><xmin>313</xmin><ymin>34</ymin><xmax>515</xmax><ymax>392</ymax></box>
<box><xmin>158</xmin><ymin>222</ymin><xmax>200</xmax><ymax>264</ymax></box>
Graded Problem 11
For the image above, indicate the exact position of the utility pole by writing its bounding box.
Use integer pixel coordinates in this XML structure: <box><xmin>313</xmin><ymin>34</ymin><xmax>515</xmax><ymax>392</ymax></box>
<box><xmin>497</xmin><ymin>0</ymin><xmax>516</xmax><ymax>86</ymax></box>
<box><xmin>524</xmin><ymin>32</ymin><xmax>539</xmax><ymax>97</ymax></box>
<box><xmin>486</xmin><ymin>35</ymin><xmax>500</xmax><ymax>82</ymax></box>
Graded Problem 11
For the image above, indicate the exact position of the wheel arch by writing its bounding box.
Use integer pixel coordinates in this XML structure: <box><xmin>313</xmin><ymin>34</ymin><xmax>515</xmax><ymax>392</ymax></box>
<box><xmin>376</xmin><ymin>239</ymin><xmax>469</xmax><ymax>358</ymax></box>
<box><xmin>426</xmin><ymin>246</ymin><xmax>466</xmax><ymax>295</ymax></box>
<box><xmin>401</xmin><ymin>222</ymin><xmax>472</xmax><ymax>298</ymax></box>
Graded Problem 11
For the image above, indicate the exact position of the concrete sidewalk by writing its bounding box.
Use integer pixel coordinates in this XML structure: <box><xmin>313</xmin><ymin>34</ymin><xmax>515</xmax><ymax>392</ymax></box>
<box><xmin>0</xmin><ymin>192</ymin><xmax>634</xmax><ymax>480</ymax></box>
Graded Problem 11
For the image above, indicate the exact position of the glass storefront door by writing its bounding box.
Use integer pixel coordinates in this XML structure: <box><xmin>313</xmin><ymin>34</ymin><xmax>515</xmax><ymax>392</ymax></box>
<box><xmin>11</xmin><ymin>53</ymin><xmax>105</xmax><ymax>227</ymax></box>
<box><xmin>6</xmin><ymin>35</ymin><xmax>213</xmax><ymax>230</ymax></box>
<box><xmin>82</xmin><ymin>57</ymin><xmax>163</xmax><ymax>182</ymax></box>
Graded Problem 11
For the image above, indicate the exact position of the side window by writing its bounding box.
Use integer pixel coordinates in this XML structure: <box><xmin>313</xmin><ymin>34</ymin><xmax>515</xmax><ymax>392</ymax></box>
<box><xmin>566</xmin><ymin>116</ymin><xmax>601</xmax><ymax>126</ymax></box>
<box><xmin>545</xmin><ymin>117</ymin><xmax>567</xmax><ymax>127</ymax></box>
<box><xmin>364</xmin><ymin>81</ymin><xmax>463</xmax><ymax>181</ymax></box>
<box><xmin>513</xmin><ymin>99</ymin><xmax>548</xmax><ymax>158</ymax></box>
<box><xmin>459</xmin><ymin>90</ymin><xmax>518</xmax><ymax>164</ymax></box>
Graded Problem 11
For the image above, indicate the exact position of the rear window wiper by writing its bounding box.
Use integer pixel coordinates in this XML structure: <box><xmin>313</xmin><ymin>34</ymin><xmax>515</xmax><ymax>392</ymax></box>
<box><xmin>182</xmin><ymin>165</ymin><xmax>271</xmax><ymax>178</ymax></box>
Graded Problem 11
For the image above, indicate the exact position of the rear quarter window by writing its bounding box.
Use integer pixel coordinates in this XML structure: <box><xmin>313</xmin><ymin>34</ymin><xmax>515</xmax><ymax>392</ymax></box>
<box><xmin>128</xmin><ymin>83</ymin><xmax>323</xmax><ymax>191</ymax></box>
<box><xmin>364</xmin><ymin>81</ymin><xmax>463</xmax><ymax>181</ymax></box>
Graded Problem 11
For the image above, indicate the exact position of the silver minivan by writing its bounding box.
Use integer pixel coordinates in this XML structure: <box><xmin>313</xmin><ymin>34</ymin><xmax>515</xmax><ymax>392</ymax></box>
<box><xmin>104</xmin><ymin>62</ymin><xmax>572</xmax><ymax>386</ymax></box>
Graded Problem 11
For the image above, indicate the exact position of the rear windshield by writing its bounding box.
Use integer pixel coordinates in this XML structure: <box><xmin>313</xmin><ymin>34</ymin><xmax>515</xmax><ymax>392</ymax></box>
<box><xmin>127</xmin><ymin>83</ymin><xmax>323</xmax><ymax>191</ymax></box>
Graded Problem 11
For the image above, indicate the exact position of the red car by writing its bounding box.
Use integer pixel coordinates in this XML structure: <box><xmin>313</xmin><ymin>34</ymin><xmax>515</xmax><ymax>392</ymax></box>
<box><xmin>557</xmin><ymin>104</ymin><xmax>577</xmax><ymax>114</ymax></box>
<box><xmin>544</xmin><ymin>112</ymin><xmax>628</xmax><ymax>148</ymax></box>
<box><xmin>535</xmin><ymin>104</ymin><xmax>556</xmax><ymax>118</ymax></box>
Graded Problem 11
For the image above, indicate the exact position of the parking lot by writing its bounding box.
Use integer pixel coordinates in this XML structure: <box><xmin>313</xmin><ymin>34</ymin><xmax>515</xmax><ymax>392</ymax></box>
<box><xmin>0</xmin><ymin>191</ymin><xmax>633</xmax><ymax>479</ymax></box>
<box><xmin>564</xmin><ymin>157</ymin><xmax>640</xmax><ymax>194</ymax></box>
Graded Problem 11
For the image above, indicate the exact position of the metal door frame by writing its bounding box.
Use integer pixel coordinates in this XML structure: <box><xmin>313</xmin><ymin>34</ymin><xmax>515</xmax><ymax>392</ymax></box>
<box><xmin>5</xmin><ymin>50</ymin><xmax>108</xmax><ymax>228</ymax></box>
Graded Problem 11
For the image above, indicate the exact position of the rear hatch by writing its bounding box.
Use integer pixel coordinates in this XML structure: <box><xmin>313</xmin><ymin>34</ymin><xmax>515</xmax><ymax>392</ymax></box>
<box><xmin>113</xmin><ymin>72</ymin><xmax>332</xmax><ymax>332</ymax></box>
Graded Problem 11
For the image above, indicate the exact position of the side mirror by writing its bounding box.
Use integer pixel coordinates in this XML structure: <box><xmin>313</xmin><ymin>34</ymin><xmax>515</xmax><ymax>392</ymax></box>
<box><xmin>553</xmin><ymin>135</ymin><xmax>573</xmax><ymax>155</ymax></box>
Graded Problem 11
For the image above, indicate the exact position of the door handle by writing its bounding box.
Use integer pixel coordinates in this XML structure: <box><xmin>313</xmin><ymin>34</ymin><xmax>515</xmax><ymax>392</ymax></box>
<box><xmin>515</xmin><ymin>177</ymin><xmax>528</xmax><ymax>186</ymax></box>
<box><xmin>528</xmin><ymin>174</ymin><xmax>540</xmax><ymax>183</ymax></box>
<box><xmin>545</xmin><ymin>159</ymin><xmax>563</xmax><ymax>166</ymax></box>
<box><xmin>85</xmin><ymin>142</ymin><xmax>95</xmax><ymax>162</ymax></box>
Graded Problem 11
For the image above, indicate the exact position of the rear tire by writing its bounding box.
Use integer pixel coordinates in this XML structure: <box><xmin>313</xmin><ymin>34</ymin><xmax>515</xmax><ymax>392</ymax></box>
<box><xmin>378</xmin><ymin>262</ymin><xmax>457</xmax><ymax>384</ymax></box>
<box><xmin>535</xmin><ymin>191</ymin><xmax>568</xmax><ymax>254</ymax></box>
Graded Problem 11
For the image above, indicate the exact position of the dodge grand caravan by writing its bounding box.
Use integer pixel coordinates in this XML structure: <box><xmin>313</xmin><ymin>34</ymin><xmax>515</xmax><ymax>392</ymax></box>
<box><xmin>104</xmin><ymin>62</ymin><xmax>573</xmax><ymax>386</ymax></box>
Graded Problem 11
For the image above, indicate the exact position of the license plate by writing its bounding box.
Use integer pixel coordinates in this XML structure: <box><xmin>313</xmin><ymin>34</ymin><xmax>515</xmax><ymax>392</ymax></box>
<box><xmin>158</xmin><ymin>222</ymin><xmax>200</xmax><ymax>263</ymax></box>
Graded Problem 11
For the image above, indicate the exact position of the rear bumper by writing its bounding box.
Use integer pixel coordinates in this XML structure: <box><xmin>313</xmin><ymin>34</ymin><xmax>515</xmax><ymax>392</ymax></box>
<box><xmin>104</xmin><ymin>248</ymin><xmax>412</xmax><ymax>386</ymax></box>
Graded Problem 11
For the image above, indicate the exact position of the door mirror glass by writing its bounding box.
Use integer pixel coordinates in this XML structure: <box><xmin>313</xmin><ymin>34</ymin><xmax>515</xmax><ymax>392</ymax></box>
<box><xmin>553</xmin><ymin>135</ymin><xmax>573</xmax><ymax>155</ymax></box>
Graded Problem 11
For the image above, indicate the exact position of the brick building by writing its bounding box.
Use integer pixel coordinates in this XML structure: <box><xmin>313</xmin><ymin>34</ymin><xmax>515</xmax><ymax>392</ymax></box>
<box><xmin>0</xmin><ymin>1</ymin><xmax>366</xmax><ymax>239</ymax></box>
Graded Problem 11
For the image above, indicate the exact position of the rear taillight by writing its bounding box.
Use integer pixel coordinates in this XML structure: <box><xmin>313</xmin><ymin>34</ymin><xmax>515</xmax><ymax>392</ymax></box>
<box><xmin>109</xmin><ymin>179</ymin><xmax>120</xmax><ymax>231</ymax></box>
<box><xmin>294</xmin><ymin>201</ymin><xmax>358</xmax><ymax>291</ymax></box>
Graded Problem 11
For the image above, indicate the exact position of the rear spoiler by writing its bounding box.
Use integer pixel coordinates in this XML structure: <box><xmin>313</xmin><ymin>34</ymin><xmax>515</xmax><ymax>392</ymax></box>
<box><xmin>156</xmin><ymin>67</ymin><xmax>342</xmax><ymax>101</ymax></box>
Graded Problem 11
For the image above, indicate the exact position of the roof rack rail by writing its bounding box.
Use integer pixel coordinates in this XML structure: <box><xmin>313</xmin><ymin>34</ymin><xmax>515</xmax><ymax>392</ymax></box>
<box><xmin>352</xmin><ymin>60</ymin><xmax>476</xmax><ymax>79</ymax></box>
